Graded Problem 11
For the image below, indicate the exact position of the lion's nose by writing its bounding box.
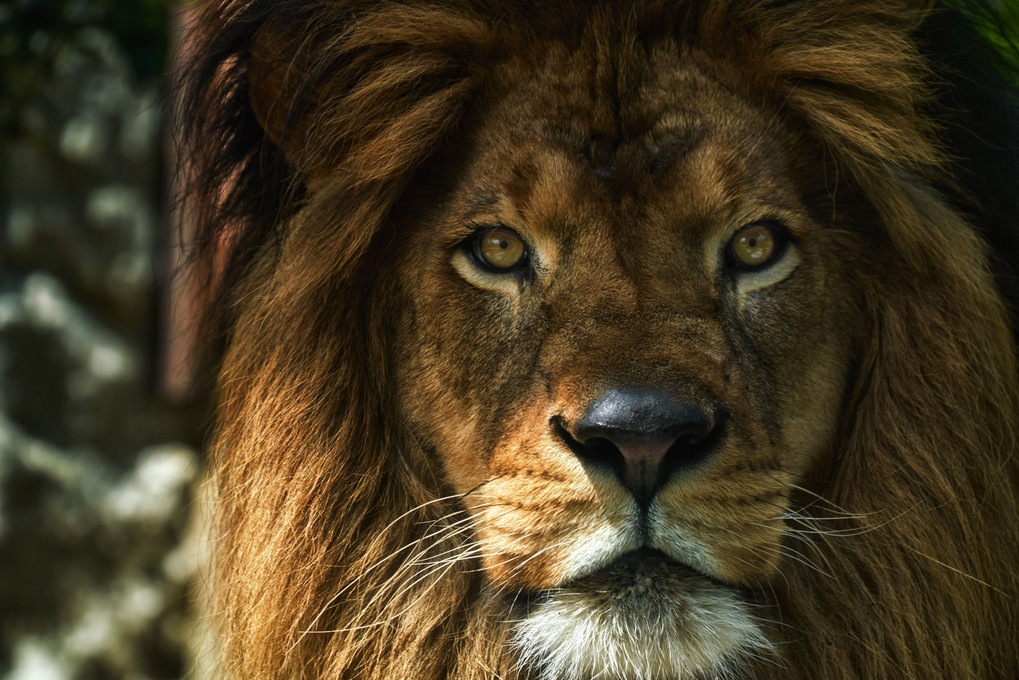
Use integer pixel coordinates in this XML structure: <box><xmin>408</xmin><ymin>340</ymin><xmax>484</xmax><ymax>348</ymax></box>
<box><xmin>555</xmin><ymin>388</ymin><xmax>728</xmax><ymax>506</ymax></box>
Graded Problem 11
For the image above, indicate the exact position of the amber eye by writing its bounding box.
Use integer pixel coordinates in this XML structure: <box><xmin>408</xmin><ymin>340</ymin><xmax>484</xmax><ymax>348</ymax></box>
<box><xmin>728</xmin><ymin>222</ymin><xmax>785</xmax><ymax>271</ymax></box>
<box><xmin>470</xmin><ymin>227</ymin><xmax>528</xmax><ymax>271</ymax></box>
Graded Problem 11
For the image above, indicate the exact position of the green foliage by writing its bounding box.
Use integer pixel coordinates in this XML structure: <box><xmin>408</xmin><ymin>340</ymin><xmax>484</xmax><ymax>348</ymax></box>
<box><xmin>943</xmin><ymin>0</ymin><xmax>1019</xmax><ymax>85</ymax></box>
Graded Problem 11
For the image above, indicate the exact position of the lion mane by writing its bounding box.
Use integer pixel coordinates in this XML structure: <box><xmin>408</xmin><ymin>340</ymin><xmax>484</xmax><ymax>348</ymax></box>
<box><xmin>179</xmin><ymin>1</ymin><xmax>1019</xmax><ymax>678</ymax></box>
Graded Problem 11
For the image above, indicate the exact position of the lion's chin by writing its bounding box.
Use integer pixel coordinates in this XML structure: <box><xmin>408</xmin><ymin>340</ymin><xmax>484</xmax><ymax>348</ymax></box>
<box><xmin>511</xmin><ymin>551</ymin><xmax>771</xmax><ymax>680</ymax></box>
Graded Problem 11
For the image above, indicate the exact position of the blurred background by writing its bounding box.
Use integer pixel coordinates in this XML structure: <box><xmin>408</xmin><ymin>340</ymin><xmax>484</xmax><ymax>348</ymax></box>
<box><xmin>1</xmin><ymin>1</ymin><xmax>208</xmax><ymax>678</ymax></box>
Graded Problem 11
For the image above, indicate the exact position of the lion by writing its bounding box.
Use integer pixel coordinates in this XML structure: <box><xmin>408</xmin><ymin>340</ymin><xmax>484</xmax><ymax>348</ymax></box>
<box><xmin>177</xmin><ymin>0</ymin><xmax>1019</xmax><ymax>678</ymax></box>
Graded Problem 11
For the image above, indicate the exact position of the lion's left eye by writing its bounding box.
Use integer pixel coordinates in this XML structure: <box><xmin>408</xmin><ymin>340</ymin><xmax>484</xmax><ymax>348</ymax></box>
<box><xmin>468</xmin><ymin>227</ymin><xmax>528</xmax><ymax>272</ymax></box>
<box><xmin>727</xmin><ymin>222</ymin><xmax>787</xmax><ymax>271</ymax></box>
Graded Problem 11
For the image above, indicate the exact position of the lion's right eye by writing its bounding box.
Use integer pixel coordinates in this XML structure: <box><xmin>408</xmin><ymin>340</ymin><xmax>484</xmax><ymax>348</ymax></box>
<box><xmin>467</xmin><ymin>227</ymin><xmax>529</xmax><ymax>272</ymax></box>
<box><xmin>726</xmin><ymin>222</ymin><xmax>788</xmax><ymax>272</ymax></box>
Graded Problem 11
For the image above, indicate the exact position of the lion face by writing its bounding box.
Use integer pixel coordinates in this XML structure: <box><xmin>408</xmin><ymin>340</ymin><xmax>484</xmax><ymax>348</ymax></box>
<box><xmin>395</xmin><ymin>39</ymin><xmax>861</xmax><ymax>678</ymax></box>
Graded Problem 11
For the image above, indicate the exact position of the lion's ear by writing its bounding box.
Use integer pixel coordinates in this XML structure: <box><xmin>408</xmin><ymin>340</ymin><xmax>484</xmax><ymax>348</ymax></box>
<box><xmin>246</xmin><ymin>5</ymin><xmax>486</xmax><ymax>184</ymax></box>
<box><xmin>248</xmin><ymin>29</ymin><xmax>282</xmax><ymax>142</ymax></box>
<box><xmin>248</xmin><ymin>22</ymin><xmax>310</xmax><ymax>166</ymax></box>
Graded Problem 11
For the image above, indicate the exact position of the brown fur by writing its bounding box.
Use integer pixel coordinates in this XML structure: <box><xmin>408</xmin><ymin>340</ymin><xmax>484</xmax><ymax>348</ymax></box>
<box><xmin>181</xmin><ymin>1</ymin><xmax>1019</xmax><ymax>678</ymax></box>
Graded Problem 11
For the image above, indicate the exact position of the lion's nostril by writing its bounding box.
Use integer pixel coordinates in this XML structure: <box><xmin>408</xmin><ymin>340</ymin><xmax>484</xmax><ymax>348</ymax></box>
<box><xmin>576</xmin><ymin>436</ymin><xmax>621</xmax><ymax>470</ymax></box>
<box><xmin>556</xmin><ymin>388</ymin><xmax>726</xmax><ymax>506</ymax></box>
<box><xmin>552</xmin><ymin>419</ymin><xmax>625</xmax><ymax>475</ymax></box>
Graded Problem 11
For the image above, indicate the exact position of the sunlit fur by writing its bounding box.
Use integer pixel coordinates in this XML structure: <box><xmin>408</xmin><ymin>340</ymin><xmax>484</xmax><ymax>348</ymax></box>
<box><xmin>178</xmin><ymin>1</ymin><xmax>1019</xmax><ymax>678</ymax></box>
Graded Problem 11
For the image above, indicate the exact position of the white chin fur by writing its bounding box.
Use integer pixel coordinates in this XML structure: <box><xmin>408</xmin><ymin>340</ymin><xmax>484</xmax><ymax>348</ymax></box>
<box><xmin>511</xmin><ymin>565</ymin><xmax>770</xmax><ymax>680</ymax></box>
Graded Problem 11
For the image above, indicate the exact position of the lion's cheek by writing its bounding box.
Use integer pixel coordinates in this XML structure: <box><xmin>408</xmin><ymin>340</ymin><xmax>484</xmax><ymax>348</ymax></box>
<box><xmin>652</xmin><ymin>453</ymin><xmax>791</xmax><ymax>585</ymax></box>
<box><xmin>475</xmin><ymin>530</ymin><xmax>574</xmax><ymax>591</ymax></box>
<box><xmin>439</xmin><ymin>422</ymin><xmax>491</xmax><ymax>493</ymax></box>
<box><xmin>739</xmin><ymin>274</ymin><xmax>858</xmax><ymax>478</ymax></box>
<box><xmin>395</xmin><ymin>348</ymin><xmax>494</xmax><ymax>492</ymax></box>
<box><xmin>710</xmin><ymin>526</ymin><xmax>785</xmax><ymax>585</ymax></box>
<box><xmin>467</xmin><ymin>448</ymin><xmax>638</xmax><ymax>590</ymax></box>
<box><xmin>471</xmin><ymin>511</ymin><xmax>630</xmax><ymax>591</ymax></box>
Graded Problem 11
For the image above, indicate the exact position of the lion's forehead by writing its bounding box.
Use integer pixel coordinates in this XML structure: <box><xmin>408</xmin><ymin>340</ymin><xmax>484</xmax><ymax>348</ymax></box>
<box><xmin>469</xmin><ymin>39</ymin><xmax>800</xmax><ymax>215</ymax></box>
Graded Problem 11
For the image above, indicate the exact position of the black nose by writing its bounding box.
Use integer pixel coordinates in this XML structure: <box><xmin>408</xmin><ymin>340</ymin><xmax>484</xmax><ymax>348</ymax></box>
<box><xmin>555</xmin><ymin>388</ymin><xmax>728</xmax><ymax>505</ymax></box>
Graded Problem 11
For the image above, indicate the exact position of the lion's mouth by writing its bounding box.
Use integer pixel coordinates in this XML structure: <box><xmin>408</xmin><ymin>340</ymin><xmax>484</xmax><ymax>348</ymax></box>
<box><xmin>607</xmin><ymin>546</ymin><xmax>682</xmax><ymax>571</ymax></box>
<box><xmin>559</xmin><ymin>546</ymin><xmax>734</xmax><ymax>593</ymax></box>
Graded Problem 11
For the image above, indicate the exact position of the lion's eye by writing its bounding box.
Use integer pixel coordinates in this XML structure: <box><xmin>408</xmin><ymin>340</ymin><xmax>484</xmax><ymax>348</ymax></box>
<box><xmin>469</xmin><ymin>227</ymin><xmax>528</xmax><ymax>272</ymax></box>
<box><xmin>727</xmin><ymin>222</ymin><xmax>786</xmax><ymax>271</ymax></box>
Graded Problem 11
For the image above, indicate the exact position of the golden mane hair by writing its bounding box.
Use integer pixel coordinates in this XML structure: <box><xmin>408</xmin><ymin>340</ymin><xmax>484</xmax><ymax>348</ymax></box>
<box><xmin>178</xmin><ymin>1</ymin><xmax>1019</xmax><ymax>677</ymax></box>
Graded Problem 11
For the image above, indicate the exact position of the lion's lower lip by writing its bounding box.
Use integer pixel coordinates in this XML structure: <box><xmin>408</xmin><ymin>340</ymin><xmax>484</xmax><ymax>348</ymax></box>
<box><xmin>518</xmin><ymin>545</ymin><xmax>739</xmax><ymax>608</ymax></box>
<box><xmin>590</xmin><ymin>546</ymin><xmax>706</xmax><ymax>583</ymax></box>
<box><xmin>598</xmin><ymin>546</ymin><xmax>736</xmax><ymax>590</ymax></box>
<box><xmin>609</xmin><ymin>546</ymin><xmax>680</xmax><ymax>569</ymax></box>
